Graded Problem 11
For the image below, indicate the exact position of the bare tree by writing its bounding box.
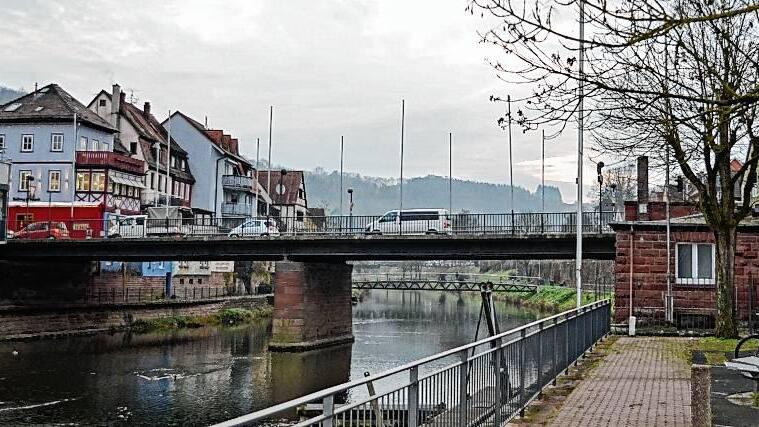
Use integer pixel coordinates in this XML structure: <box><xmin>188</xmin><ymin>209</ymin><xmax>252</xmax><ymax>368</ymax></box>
<box><xmin>469</xmin><ymin>0</ymin><xmax>759</xmax><ymax>337</ymax></box>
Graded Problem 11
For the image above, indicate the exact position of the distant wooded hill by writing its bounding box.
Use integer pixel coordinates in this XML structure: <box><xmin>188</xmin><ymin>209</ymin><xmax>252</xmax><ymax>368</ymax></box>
<box><xmin>0</xmin><ymin>86</ymin><xmax>25</xmax><ymax>105</ymax></box>
<box><xmin>305</xmin><ymin>168</ymin><xmax>571</xmax><ymax>215</ymax></box>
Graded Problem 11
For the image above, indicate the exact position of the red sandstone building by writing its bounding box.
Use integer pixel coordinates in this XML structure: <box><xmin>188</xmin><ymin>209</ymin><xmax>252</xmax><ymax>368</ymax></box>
<box><xmin>611</xmin><ymin>200</ymin><xmax>759</xmax><ymax>327</ymax></box>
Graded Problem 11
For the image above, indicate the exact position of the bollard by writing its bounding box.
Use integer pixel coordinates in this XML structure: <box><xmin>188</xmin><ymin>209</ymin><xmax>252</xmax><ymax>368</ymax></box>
<box><xmin>691</xmin><ymin>364</ymin><xmax>711</xmax><ymax>427</ymax></box>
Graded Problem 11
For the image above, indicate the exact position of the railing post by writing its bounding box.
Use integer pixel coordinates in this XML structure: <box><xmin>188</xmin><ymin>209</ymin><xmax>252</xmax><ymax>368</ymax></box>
<box><xmin>552</xmin><ymin>317</ymin><xmax>558</xmax><ymax>386</ymax></box>
<box><xmin>518</xmin><ymin>330</ymin><xmax>526</xmax><ymax>417</ymax></box>
<box><xmin>493</xmin><ymin>337</ymin><xmax>503</xmax><ymax>426</ymax></box>
<box><xmin>408</xmin><ymin>366</ymin><xmax>419</xmax><ymax>427</ymax></box>
<box><xmin>537</xmin><ymin>322</ymin><xmax>544</xmax><ymax>392</ymax></box>
<box><xmin>322</xmin><ymin>394</ymin><xmax>334</xmax><ymax>427</ymax></box>
<box><xmin>564</xmin><ymin>314</ymin><xmax>570</xmax><ymax>374</ymax></box>
<box><xmin>458</xmin><ymin>349</ymin><xmax>469</xmax><ymax>427</ymax></box>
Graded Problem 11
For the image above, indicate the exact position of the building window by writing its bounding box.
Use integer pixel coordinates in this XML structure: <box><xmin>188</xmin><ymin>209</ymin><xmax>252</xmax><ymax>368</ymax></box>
<box><xmin>99</xmin><ymin>99</ymin><xmax>107</xmax><ymax>107</ymax></box>
<box><xmin>90</xmin><ymin>139</ymin><xmax>99</xmax><ymax>151</ymax></box>
<box><xmin>48</xmin><ymin>170</ymin><xmax>61</xmax><ymax>192</ymax></box>
<box><xmin>130</xmin><ymin>142</ymin><xmax>138</xmax><ymax>154</ymax></box>
<box><xmin>297</xmin><ymin>211</ymin><xmax>304</xmax><ymax>221</ymax></box>
<box><xmin>676</xmin><ymin>243</ymin><xmax>715</xmax><ymax>285</ymax></box>
<box><xmin>51</xmin><ymin>134</ymin><xmax>64</xmax><ymax>152</ymax></box>
<box><xmin>76</xmin><ymin>172</ymin><xmax>91</xmax><ymax>191</ymax></box>
<box><xmin>79</xmin><ymin>136</ymin><xmax>88</xmax><ymax>151</ymax></box>
<box><xmin>0</xmin><ymin>134</ymin><xmax>5</xmax><ymax>150</ymax></box>
<box><xmin>198</xmin><ymin>278</ymin><xmax>203</xmax><ymax>284</ymax></box>
<box><xmin>189</xmin><ymin>278</ymin><xmax>194</xmax><ymax>284</ymax></box>
<box><xmin>179</xmin><ymin>278</ymin><xmax>185</xmax><ymax>285</ymax></box>
<box><xmin>19</xmin><ymin>170</ymin><xmax>32</xmax><ymax>191</ymax></box>
<box><xmin>91</xmin><ymin>172</ymin><xmax>105</xmax><ymax>191</ymax></box>
<box><xmin>21</xmin><ymin>134</ymin><xmax>34</xmax><ymax>152</ymax></box>
<box><xmin>200</xmin><ymin>261</ymin><xmax>209</xmax><ymax>269</ymax></box>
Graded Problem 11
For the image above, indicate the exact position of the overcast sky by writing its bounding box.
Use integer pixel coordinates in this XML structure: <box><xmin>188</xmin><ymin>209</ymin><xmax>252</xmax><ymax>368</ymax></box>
<box><xmin>0</xmin><ymin>0</ymin><xmax>604</xmax><ymax>203</ymax></box>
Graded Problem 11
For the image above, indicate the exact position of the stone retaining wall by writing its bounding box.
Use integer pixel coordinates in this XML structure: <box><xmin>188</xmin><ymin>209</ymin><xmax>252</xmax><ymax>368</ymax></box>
<box><xmin>0</xmin><ymin>296</ymin><xmax>272</xmax><ymax>339</ymax></box>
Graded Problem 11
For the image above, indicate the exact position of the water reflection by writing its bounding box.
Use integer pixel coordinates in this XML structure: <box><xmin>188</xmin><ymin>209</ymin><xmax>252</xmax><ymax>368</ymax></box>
<box><xmin>0</xmin><ymin>290</ymin><xmax>539</xmax><ymax>425</ymax></box>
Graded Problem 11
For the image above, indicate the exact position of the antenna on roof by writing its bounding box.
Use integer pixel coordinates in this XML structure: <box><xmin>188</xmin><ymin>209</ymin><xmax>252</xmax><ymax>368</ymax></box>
<box><xmin>204</xmin><ymin>116</ymin><xmax>208</xmax><ymax>129</ymax></box>
<box><xmin>34</xmin><ymin>82</ymin><xmax>38</xmax><ymax>92</ymax></box>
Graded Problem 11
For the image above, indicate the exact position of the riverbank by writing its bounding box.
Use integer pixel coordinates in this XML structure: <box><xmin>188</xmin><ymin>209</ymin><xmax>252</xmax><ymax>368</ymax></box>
<box><xmin>0</xmin><ymin>295</ymin><xmax>272</xmax><ymax>340</ymax></box>
<box><xmin>495</xmin><ymin>285</ymin><xmax>610</xmax><ymax>314</ymax></box>
<box><xmin>130</xmin><ymin>306</ymin><xmax>273</xmax><ymax>333</ymax></box>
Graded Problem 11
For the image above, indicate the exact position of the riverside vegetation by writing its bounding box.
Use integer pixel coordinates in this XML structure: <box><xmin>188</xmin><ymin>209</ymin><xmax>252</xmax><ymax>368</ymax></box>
<box><xmin>130</xmin><ymin>306</ymin><xmax>273</xmax><ymax>333</ymax></box>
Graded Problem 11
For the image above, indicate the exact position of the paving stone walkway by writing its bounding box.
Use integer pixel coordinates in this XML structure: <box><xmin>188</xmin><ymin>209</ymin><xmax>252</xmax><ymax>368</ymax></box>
<box><xmin>549</xmin><ymin>337</ymin><xmax>691</xmax><ymax>426</ymax></box>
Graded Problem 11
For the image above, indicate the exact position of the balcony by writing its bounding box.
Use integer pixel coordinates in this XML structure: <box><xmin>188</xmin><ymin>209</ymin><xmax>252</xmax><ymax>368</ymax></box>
<box><xmin>222</xmin><ymin>175</ymin><xmax>255</xmax><ymax>192</ymax></box>
<box><xmin>142</xmin><ymin>190</ymin><xmax>191</xmax><ymax>208</ymax></box>
<box><xmin>76</xmin><ymin>151</ymin><xmax>144</xmax><ymax>175</ymax></box>
<box><xmin>221</xmin><ymin>202</ymin><xmax>254</xmax><ymax>217</ymax></box>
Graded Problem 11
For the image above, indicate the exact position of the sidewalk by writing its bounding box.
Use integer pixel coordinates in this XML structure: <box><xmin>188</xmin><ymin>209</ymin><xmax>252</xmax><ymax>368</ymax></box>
<box><xmin>549</xmin><ymin>337</ymin><xmax>691</xmax><ymax>426</ymax></box>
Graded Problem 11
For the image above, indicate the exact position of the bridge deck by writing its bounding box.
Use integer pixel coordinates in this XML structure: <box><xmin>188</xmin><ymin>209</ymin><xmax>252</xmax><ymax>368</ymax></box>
<box><xmin>0</xmin><ymin>234</ymin><xmax>616</xmax><ymax>261</ymax></box>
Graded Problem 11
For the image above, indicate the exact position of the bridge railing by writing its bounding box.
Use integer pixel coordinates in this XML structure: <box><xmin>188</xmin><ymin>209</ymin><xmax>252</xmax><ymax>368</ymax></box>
<box><xmin>351</xmin><ymin>272</ymin><xmax>542</xmax><ymax>285</ymax></box>
<box><xmin>212</xmin><ymin>300</ymin><xmax>611</xmax><ymax>427</ymax></box>
<box><xmin>3</xmin><ymin>211</ymin><xmax>621</xmax><ymax>240</ymax></box>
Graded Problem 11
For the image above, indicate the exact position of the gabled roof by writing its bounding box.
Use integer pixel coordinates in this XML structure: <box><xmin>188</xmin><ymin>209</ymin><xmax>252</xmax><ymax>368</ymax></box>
<box><xmin>167</xmin><ymin>111</ymin><xmax>252</xmax><ymax>168</ymax></box>
<box><xmin>257</xmin><ymin>170</ymin><xmax>306</xmax><ymax>206</ymax></box>
<box><xmin>0</xmin><ymin>83</ymin><xmax>116</xmax><ymax>132</ymax></box>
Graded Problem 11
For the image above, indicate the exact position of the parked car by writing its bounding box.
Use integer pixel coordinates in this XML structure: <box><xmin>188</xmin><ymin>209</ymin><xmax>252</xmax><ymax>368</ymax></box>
<box><xmin>228</xmin><ymin>219</ymin><xmax>279</xmax><ymax>237</ymax></box>
<box><xmin>107</xmin><ymin>215</ymin><xmax>182</xmax><ymax>238</ymax></box>
<box><xmin>15</xmin><ymin>221</ymin><xmax>70</xmax><ymax>240</ymax></box>
<box><xmin>364</xmin><ymin>209</ymin><xmax>451</xmax><ymax>235</ymax></box>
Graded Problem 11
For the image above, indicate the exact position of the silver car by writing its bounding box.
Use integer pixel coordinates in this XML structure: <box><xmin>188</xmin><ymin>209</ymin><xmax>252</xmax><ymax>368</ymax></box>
<box><xmin>228</xmin><ymin>219</ymin><xmax>280</xmax><ymax>237</ymax></box>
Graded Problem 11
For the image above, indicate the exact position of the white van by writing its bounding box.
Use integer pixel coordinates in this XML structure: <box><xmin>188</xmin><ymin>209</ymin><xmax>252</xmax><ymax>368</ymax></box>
<box><xmin>364</xmin><ymin>209</ymin><xmax>451</xmax><ymax>235</ymax></box>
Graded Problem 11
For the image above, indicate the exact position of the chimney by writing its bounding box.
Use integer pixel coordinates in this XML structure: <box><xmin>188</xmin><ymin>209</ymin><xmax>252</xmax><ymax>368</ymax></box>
<box><xmin>111</xmin><ymin>84</ymin><xmax>121</xmax><ymax>128</ymax></box>
<box><xmin>637</xmin><ymin>156</ymin><xmax>649</xmax><ymax>219</ymax></box>
<box><xmin>143</xmin><ymin>101</ymin><xmax>151</xmax><ymax>118</ymax></box>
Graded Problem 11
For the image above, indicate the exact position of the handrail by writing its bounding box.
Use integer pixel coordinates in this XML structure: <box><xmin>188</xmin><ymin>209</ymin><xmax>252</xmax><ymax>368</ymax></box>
<box><xmin>212</xmin><ymin>299</ymin><xmax>610</xmax><ymax>427</ymax></box>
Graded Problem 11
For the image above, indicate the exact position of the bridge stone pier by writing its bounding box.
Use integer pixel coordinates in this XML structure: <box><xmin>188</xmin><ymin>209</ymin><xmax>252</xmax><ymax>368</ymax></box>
<box><xmin>270</xmin><ymin>261</ymin><xmax>354</xmax><ymax>351</ymax></box>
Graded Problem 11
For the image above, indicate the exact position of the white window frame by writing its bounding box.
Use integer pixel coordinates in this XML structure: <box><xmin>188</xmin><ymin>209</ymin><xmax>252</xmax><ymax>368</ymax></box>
<box><xmin>48</xmin><ymin>170</ymin><xmax>61</xmax><ymax>192</ymax></box>
<box><xmin>0</xmin><ymin>134</ymin><xmax>5</xmax><ymax>150</ymax></box>
<box><xmin>21</xmin><ymin>134</ymin><xmax>34</xmax><ymax>152</ymax></box>
<box><xmin>19</xmin><ymin>170</ymin><xmax>32</xmax><ymax>191</ymax></box>
<box><xmin>675</xmin><ymin>242</ymin><xmax>716</xmax><ymax>285</ymax></box>
<box><xmin>51</xmin><ymin>133</ymin><xmax>64</xmax><ymax>152</ymax></box>
<box><xmin>78</xmin><ymin>136</ymin><xmax>88</xmax><ymax>151</ymax></box>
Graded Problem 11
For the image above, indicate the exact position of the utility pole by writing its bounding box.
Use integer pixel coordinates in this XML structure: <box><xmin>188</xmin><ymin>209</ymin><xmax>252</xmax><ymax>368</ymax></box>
<box><xmin>399</xmin><ymin>99</ymin><xmax>405</xmax><ymax>232</ymax></box>
<box><xmin>449</xmin><ymin>132</ymin><xmax>452</xmax><ymax>214</ymax></box>
<box><xmin>576</xmin><ymin>0</ymin><xmax>586</xmax><ymax>308</ymax></box>
<box><xmin>541</xmin><ymin>129</ymin><xmax>545</xmax><ymax>212</ymax></box>
<box><xmin>507</xmin><ymin>95</ymin><xmax>514</xmax><ymax>225</ymax></box>
<box><xmin>340</xmin><ymin>136</ymin><xmax>344</xmax><ymax>217</ymax></box>
<box><xmin>165</xmin><ymin>110</ymin><xmax>171</xmax><ymax>216</ymax></box>
<box><xmin>254</xmin><ymin>137</ymin><xmax>260</xmax><ymax>218</ymax></box>
<box><xmin>266</xmin><ymin>106</ymin><xmax>273</xmax><ymax>217</ymax></box>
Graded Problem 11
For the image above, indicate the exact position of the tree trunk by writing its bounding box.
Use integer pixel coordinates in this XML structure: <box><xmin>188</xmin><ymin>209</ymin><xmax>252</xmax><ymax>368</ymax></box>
<box><xmin>714</xmin><ymin>226</ymin><xmax>738</xmax><ymax>338</ymax></box>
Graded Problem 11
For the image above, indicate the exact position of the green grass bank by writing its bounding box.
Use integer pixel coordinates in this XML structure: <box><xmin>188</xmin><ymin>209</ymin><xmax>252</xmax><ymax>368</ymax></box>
<box><xmin>495</xmin><ymin>285</ymin><xmax>612</xmax><ymax>313</ymax></box>
<box><xmin>130</xmin><ymin>306</ymin><xmax>273</xmax><ymax>333</ymax></box>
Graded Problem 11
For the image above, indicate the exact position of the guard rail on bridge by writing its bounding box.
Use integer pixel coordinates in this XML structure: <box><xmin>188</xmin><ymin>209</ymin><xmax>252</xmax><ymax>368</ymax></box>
<box><xmin>352</xmin><ymin>273</ymin><xmax>541</xmax><ymax>293</ymax></box>
<box><xmin>213</xmin><ymin>300</ymin><xmax>611</xmax><ymax>427</ymax></box>
<box><xmin>3</xmin><ymin>211</ymin><xmax>620</xmax><ymax>240</ymax></box>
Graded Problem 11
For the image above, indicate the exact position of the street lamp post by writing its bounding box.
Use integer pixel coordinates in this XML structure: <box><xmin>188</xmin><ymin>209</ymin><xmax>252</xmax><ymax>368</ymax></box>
<box><xmin>25</xmin><ymin>176</ymin><xmax>35</xmax><ymax>225</ymax></box>
<box><xmin>597</xmin><ymin>161</ymin><xmax>605</xmax><ymax>233</ymax></box>
<box><xmin>347</xmin><ymin>188</ymin><xmax>354</xmax><ymax>232</ymax></box>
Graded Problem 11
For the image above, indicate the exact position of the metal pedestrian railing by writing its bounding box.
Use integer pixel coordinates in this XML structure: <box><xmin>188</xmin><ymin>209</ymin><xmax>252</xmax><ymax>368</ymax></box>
<box><xmin>3</xmin><ymin>211</ymin><xmax>620</xmax><ymax>241</ymax></box>
<box><xmin>213</xmin><ymin>300</ymin><xmax>611</xmax><ymax>427</ymax></box>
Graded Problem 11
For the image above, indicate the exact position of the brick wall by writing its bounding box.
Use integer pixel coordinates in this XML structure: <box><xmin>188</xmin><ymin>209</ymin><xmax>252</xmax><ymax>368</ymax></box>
<box><xmin>624</xmin><ymin>201</ymin><xmax>699</xmax><ymax>222</ymax></box>
<box><xmin>271</xmin><ymin>261</ymin><xmax>353</xmax><ymax>349</ymax></box>
<box><xmin>615</xmin><ymin>228</ymin><xmax>759</xmax><ymax>322</ymax></box>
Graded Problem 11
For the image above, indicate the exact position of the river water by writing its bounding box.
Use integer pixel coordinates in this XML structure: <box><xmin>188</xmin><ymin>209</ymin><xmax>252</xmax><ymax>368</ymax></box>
<box><xmin>0</xmin><ymin>291</ymin><xmax>542</xmax><ymax>425</ymax></box>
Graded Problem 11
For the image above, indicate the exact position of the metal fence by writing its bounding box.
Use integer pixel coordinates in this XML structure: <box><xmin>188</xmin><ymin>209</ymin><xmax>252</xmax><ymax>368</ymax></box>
<box><xmin>82</xmin><ymin>285</ymin><xmax>238</xmax><ymax>305</ymax></box>
<box><xmin>3</xmin><ymin>211</ymin><xmax>620</xmax><ymax>240</ymax></box>
<box><xmin>213</xmin><ymin>300</ymin><xmax>611</xmax><ymax>427</ymax></box>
